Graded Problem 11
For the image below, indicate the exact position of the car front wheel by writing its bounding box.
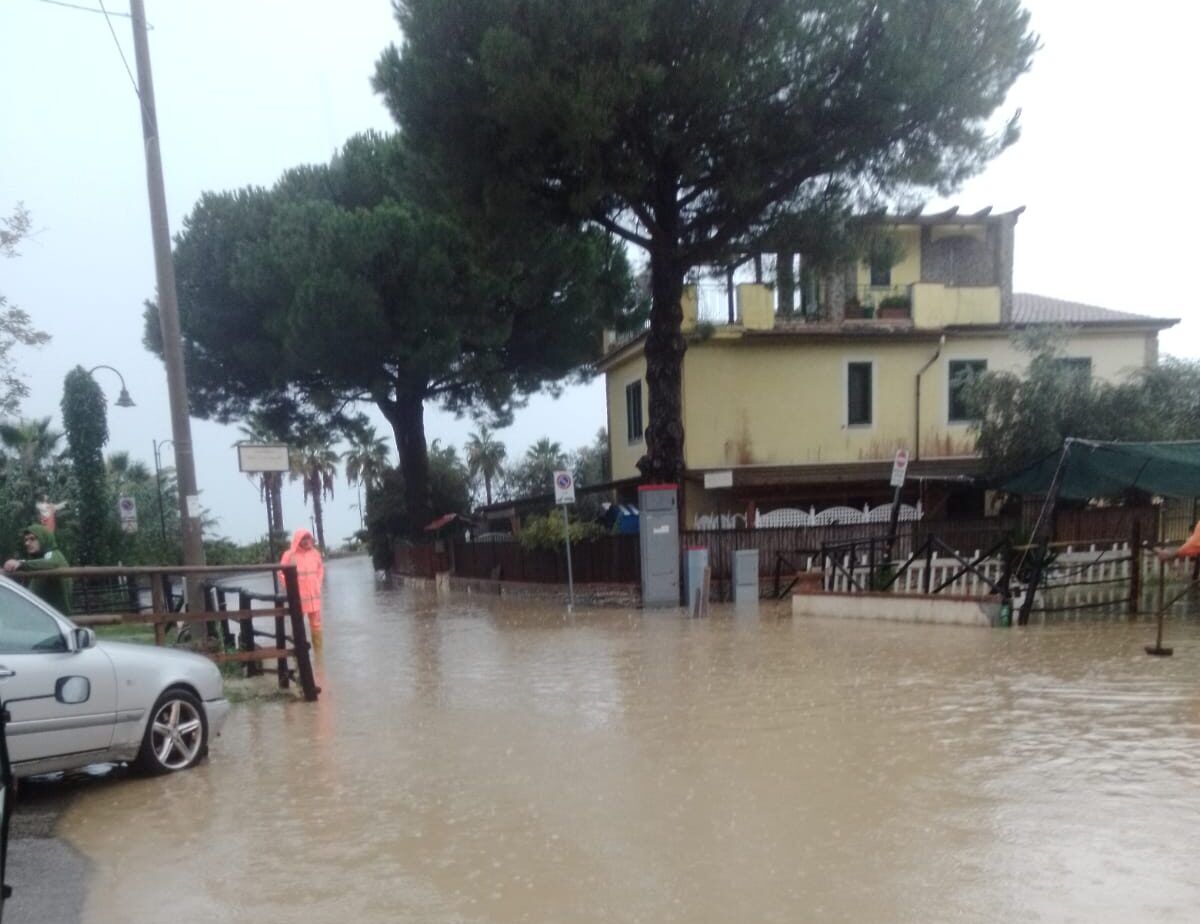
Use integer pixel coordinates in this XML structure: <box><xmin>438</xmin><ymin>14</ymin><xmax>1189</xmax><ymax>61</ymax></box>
<box><xmin>136</xmin><ymin>688</ymin><xmax>208</xmax><ymax>775</ymax></box>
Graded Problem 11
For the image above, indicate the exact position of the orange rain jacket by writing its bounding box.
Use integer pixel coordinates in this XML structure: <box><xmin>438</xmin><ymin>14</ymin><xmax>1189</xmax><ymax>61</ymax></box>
<box><xmin>281</xmin><ymin>528</ymin><xmax>325</xmax><ymax>627</ymax></box>
<box><xmin>1175</xmin><ymin>521</ymin><xmax>1200</xmax><ymax>558</ymax></box>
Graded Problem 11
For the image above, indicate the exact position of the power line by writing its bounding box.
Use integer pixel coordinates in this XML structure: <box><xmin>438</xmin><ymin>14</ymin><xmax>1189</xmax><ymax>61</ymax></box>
<box><xmin>33</xmin><ymin>0</ymin><xmax>130</xmax><ymax>19</ymax></box>
<box><xmin>96</xmin><ymin>1</ymin><xmax>142</xmax><ymax>103</ymax></box>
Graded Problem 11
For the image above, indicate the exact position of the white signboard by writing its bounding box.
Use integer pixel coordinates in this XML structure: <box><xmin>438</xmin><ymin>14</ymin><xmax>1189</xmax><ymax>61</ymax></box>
<box><xmin>890</xmin><ymin>448</ymin><xmax>910</xmax><ymax>488</ymax></box>
<box><xmin>237</xmin><ymin>443</ymin><xmax>290</xmax><ymax>473</ymax></box>
<box><xmin>553</xmin><ymin>470</ymin><xmax>576</xmax><ymax>505</ymax></box>
<box><xmin>117</xmin><ymin>496</ymin><xmax>137</xmax><ymax>534</ymax></box>
<box><xmin>704</xmin><ymin>470</ymin><xmax>734</xmax><ymax>489</ymax></box>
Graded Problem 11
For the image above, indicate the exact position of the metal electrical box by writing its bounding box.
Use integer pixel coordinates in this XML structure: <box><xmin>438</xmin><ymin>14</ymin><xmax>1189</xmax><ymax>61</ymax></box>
<box><xmin>638</xmin><ymin>484</ymin><xmax>680</xmax><ymax>607</ymax></box>
<box><xmin>732</xmin><ymin>549</ymin><xmax>759</xmax><ymax>603</ymax></box>
<box><xmin>682</xmin><ymin>546</ymin><xmax>709</xmax><ymax>611</ymax></box>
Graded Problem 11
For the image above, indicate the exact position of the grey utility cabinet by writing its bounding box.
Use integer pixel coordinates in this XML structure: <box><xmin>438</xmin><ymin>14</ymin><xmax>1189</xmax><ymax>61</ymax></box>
<box><xmin>732</xmin><ymin>549</ymin><xmax>759</xmax><ymax>603</ymax></box>
<box><xmin>638</xmin><ymin>484</ymin><xmax>680</xmax><ymax>607</ymax></box>
<box><xmin>683</xmin><ymin>546</ymin><xmax>710</xmax><ymax>611</ymax></box>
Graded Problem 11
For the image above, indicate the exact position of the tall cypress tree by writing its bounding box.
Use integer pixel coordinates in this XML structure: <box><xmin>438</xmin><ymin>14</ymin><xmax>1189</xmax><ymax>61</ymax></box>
<box><xmin>61</xmin><ymin>366</ymin><xmax>110</xmax><ymax>564</ymax></box>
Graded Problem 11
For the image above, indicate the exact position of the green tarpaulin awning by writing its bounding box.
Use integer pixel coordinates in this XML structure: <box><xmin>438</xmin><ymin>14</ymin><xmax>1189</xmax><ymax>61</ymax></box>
<box><xmin>1002</xmin><ymin>439</ymin><xmax>1200</xmax><ymax>500</ymax></box>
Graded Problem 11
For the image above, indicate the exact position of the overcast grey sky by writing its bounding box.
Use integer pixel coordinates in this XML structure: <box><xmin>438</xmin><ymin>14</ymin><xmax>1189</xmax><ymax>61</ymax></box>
<box><xmin>2</xmin><ymin>0</ymin><xmax>1198</xmax><ymax>544</ymax></box>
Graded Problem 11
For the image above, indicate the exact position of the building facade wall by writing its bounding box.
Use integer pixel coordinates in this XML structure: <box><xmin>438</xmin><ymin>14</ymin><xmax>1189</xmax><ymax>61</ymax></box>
<box><xmin>606</xmin><ymin>352</ymin><xmax>650</xmax><ymax>480</ymax></box>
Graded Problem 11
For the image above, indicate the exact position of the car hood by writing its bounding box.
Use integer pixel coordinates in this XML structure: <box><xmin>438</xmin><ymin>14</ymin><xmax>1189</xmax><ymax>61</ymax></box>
<box><xmin>97</xmin><ymin>640</ymin><xmax>225</xmax><ymax>701</ymax></box>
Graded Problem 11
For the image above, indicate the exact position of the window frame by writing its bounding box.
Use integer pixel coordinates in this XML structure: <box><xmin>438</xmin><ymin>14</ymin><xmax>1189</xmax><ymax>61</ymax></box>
<box><xmin>845</xmin><ymin>360</ymin><xmax>874</xmax><ymax>428</ymax></box>
<box><xmin>1052</xmin><ymin>356</ymin><xmax>1093</xmax><ymax>380</ymax></box>
<box><xmin>947</xmin><ymin>359</ymin><xmax>988</xmax><ymax>424</ymax></box>
<box><xmin>625</xmin><ymin>379</ymin><xmax>644</xmax><ymax>444</ymax></box>
<box><xmin>0</xmin><ymin>584</ymin><xmax>68</xmax><ymax>655</ymax></box>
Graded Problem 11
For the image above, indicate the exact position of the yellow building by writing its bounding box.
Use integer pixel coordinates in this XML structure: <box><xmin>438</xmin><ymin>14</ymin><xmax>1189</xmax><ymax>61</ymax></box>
<box><xmin>598</xmin><ymin>208</ymin><xmax>1177</xmax><ymax>526</ymax></box>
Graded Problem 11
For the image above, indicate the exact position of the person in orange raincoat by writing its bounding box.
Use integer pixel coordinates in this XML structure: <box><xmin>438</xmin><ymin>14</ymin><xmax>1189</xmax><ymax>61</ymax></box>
<box><xmin>281</xmin><ymin>528</ymin><xmax>325</xmax><ymax>637</ymax></box>
<box><xmin>1158</xmin><ymin>521</ymin><xmax>1200</xmax><ymax>562</ymax></box>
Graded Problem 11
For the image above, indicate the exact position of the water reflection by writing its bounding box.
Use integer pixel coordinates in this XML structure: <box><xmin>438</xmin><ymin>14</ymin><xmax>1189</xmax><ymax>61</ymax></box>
<box><xmin>58</xmin><ymin>557</ymin><xmax>1200</xmax><ymax>923</ymax></box>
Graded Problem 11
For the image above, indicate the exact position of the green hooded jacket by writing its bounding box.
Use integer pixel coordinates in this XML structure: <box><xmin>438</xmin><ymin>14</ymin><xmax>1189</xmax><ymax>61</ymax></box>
<box><xmin>16</xmin><ymin>524</ymin><xmax>72</xmax><ymax>614</ymax></box>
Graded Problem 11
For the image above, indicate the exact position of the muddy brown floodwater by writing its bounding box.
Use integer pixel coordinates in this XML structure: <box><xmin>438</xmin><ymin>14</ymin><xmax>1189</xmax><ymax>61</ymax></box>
<box><xmin>58</xmin><ymin>555</ymin><xmax>1200</xmax><ymax>923</ymax></box>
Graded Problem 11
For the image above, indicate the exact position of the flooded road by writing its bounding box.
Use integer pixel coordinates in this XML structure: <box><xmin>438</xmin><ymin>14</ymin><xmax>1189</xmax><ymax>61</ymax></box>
<box><xmin>58</xmin><ymin>556</ymin><xmax>1200</xmax><ymax>923</ymax></box>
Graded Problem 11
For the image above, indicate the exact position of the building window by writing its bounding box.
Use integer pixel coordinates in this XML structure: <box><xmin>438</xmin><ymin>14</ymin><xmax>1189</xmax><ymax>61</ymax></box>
<box><xmin>948</xmin><ymin>359</ymin><xmax>987</xmax><ymax>423</ymax></box>
<box><xmin>847</xmin><ymin>362</ymin><xmax>872</xmax><ymax>426</ymax></box>
<box><xmin>869</xmin><ymin>258</ymin><xmax>892</xmax><ymax>287</ymax></box>
<box><xmin>625</xmin><ymin>380</ymin><xmax>643</xmax><ymax>443</ymax></box>
<box><xmin>1053</xmin><ymin>357</ymin><xmax>1092</xmax><ymax>380</ymax></box>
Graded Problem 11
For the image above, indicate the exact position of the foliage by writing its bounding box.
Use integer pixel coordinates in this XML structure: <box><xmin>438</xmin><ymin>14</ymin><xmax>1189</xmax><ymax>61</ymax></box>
<box><xmin>504</xmin><ymin>438</ymin><xmax>566</xmax><ymax>501</ymax></box>
<box><xmin>0</xmin><ymin>205</ymin><xmax>51</xmax><ymax>416</ymax></box>
<box><xmin>60</xmin><ymin>367</ymin><xmax>112</xmax><ymax>564</ymax></box>
<box><xmin>364</xmin><ymin>449</ymin><xmax>473</xmax><ymax>569</ymax></box>
<box><xmin>203</xmin><ymin>536</ymin><xmax>273</xmax><ymax>566</ymax></box>
<box><xmin>465</xmin><ymin>424</ymin><xmax>506</xmax><ymax>506</ymax></box>
<box><xmin>377</xmin><ymin>0</ymin><xmax>1037</xmax><ymax>481</ymax></box>
<box><xmin>570</xmin><ymin>428</ymin><xmax>610</xmax><ymax>520</ymax></box>
<box><xmin>517</xmin><ymin>511</ymin><xmax>605</xmax><ymax>552</ymax></box>
<box><xmin>106</xmin><ymin>451</ymin><xmax>183</xmax><ymax>566</ymax></box>
<box><xmin>968</xmin><ymin>336</ymin><xmax>1200</xmax><ymax>478</ymax></box>
<box><xmin>149</xmin><ymin>131</ymin><xmax>642</xmax><ymax>539</ymax></box>
<box><xmin>289</xmin><ymin>431</ymin><xmax>339</xmax><ymax>552</ymax></box>
<box><xmin>343</xmin><ymin>419</ymin><xmax>391</xmax><ymax>491</ymax></box>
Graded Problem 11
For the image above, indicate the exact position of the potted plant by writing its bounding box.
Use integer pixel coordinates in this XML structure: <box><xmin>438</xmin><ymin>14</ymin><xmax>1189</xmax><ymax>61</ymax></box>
<box><xmin>877</xmin><ymin>294</ymin><xmax>912</xmax><ymax>319</ymax></box>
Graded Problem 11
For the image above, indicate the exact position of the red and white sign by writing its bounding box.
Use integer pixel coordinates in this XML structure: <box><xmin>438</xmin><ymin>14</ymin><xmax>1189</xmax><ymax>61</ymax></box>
<box><xmin>890</xmin><ymin>449</ymin><xmax>909</xmax><ymax>488</ymax></box>
<box><xmin>553</xmin><ymin>470</ymin><xmax>576</xmax><ymax>505</ymax></box>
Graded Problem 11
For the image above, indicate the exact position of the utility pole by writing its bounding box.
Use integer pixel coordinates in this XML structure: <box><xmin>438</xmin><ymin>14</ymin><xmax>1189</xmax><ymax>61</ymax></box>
<box><xmin>129</xmin><ymin>0</ymin><xmax>207</xmax><ymax>598</ymax></box>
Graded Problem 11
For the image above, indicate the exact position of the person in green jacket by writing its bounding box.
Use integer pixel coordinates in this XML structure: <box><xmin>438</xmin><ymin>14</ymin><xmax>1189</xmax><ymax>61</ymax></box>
<box><xmin>3</xmin><ymin>524</ymin><xmax>72</xmax><ymax>614</ymax></box>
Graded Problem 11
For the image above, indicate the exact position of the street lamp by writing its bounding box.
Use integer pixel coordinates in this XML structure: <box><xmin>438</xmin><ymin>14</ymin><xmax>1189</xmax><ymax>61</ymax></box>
<box><xmin>152</xmin><ymin>438</ymin><xmax>175</xmax><ymax>551</ymax></box>
<box><xmin>87</xmin><ymin>365</ymin><xmax>136</xmax><ymax>408</ymax></box>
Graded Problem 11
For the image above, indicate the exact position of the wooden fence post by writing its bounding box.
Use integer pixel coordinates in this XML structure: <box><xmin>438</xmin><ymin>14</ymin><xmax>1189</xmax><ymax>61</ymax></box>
<box><xmin>1128</xmin><ymin>518</ymin><xmax>1142</xmax><ymax>615</ymax></box>
<box><xmin>282</xmin><ymin>565</ymin><xmax>319</xmax><ymax>702</ymax></box>
<box><xmin>238</xmin><ymin>590</ymin><xmax>261</xmax><ymax>677</ymax></box>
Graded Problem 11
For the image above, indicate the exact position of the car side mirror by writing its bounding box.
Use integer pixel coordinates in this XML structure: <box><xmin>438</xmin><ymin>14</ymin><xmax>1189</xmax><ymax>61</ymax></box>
<box><xmin>55</xmin><ymin>676</ymin><xmax>90</xmax><ymax>705</ymax></box>
<box><xmin>72</xmin><ymin>628</ymin><xmax>95</xmax><ymax>651</ymax></box>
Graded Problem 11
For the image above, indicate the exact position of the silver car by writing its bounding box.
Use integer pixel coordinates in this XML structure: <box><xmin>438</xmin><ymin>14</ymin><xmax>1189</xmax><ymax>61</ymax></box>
<box><xmin>0</xmin><ymin>575</ymin><xmax>230</xmax><ymax>778</ymax></box>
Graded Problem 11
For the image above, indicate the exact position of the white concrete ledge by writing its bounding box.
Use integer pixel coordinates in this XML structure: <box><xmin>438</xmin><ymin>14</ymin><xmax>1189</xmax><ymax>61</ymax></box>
<box><xmin>792</xmin><ymin>590</ymin><xmax>1001</xmax><ymax>627</ymax></box>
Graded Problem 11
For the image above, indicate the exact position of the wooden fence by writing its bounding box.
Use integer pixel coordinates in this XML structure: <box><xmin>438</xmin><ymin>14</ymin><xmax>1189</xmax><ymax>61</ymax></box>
<box><xmin>451</xmin><ymin>535</ymin><xmax>640</xmax><ymax>584</ymax></box>
<box><xmin>14</xmin><ymin>564</ymin><xmax>319</xmax><ymax>701</ymax></box>
<box><xmin>429</xmin><ymin>505</ymin><xmax>1170</xmax><ymax>601</ymax></box>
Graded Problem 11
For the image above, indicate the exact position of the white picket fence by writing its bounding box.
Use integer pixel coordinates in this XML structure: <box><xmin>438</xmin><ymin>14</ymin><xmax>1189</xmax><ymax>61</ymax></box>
<box><xmin>822</xmin><ymin>542</ymin><xmax>1135</xmax><ymax>613</ymax></box>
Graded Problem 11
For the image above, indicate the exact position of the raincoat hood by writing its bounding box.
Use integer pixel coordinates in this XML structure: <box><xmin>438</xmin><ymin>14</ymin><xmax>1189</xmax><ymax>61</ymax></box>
<box><xmin>287</xmin><ymin>529</ymin><xmax>315</xmax><ymax>555</ymax></box>
<box><xmin>22</xmin><ymin>523</ymin><xmax>57</xmax><ymax>551</ymax></box>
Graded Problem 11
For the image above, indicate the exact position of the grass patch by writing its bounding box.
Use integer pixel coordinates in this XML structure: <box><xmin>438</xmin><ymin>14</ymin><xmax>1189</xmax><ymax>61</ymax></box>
<box><xmin>93</xmin><ymin>623</ymin><xmax>156</xmax><ymax>645</ymax></box>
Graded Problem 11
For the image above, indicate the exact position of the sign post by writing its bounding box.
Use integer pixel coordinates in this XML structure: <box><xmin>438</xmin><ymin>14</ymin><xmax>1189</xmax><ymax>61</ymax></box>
<box><xmin>237</xmin><ymin>443</ymin><xmax>291</xmax><ymax>577</ymax></box>
<box><xmin>554</xmin><ymin>470</ymin><xmax>577</xmax><ymax>611</ymax></box>
<box><xmin>885</xmin><ymin>449</ymin><xmax>910</xmax><ymax>572</ymax></box>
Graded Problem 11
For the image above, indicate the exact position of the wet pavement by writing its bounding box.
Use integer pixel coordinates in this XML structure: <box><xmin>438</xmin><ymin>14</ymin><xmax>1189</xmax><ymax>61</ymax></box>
<box><xmin>18</xmin><ymin>555</ymin><xmax>1200</xmax><ymax>922</ymax></box>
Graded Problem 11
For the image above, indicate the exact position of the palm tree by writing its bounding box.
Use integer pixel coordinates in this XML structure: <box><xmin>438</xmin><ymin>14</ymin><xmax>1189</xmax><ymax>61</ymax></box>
<box><xmin>508</xmin><ymin>437</ymin><xmax>566</xmax><ymax>500</ymax></box>
<box><xmin>0</xmin><ymin>417</ymin><xmax>64</xmax><ymax>520</ymax></box>
<box><xmin>342</xmin><ymin>425</ymin><xmax>391</xmax><ymax>529</ymax></box>
<box><xmin>289</xmin><ymin>440</ymin><xmax>339</xmax><ymax>551</ymax></box>
<box><xmin>465</xmin><ymin>425</ymin><xmax>507</xmax><ymax>506</ymax></box>
<box><xmin>0</xmin><ymin>416</ymin><xmax>62</xmax><ymax>476</ymax></box>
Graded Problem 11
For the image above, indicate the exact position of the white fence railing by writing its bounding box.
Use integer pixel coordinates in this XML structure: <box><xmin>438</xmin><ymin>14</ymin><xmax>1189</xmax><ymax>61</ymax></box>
<box><xmin>822</xmin><ymin>543</ymin><xmax>1136</xmax><ymax>614</ymax></box>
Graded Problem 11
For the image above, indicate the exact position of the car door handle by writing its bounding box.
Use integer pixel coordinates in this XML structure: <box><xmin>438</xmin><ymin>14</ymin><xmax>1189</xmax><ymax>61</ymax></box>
<box><xmin>0</xmin><ymin>667</ymin><xmax>14</xmax><ymax>680</ymax></box>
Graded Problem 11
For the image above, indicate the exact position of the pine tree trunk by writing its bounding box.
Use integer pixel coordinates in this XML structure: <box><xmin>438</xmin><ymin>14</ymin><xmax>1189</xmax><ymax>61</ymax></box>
<box><xmin>380</xmin><ymin>389</ymin><xmax>432</xmax><ymax>539</ymax></box>
<box><xmin>638</xmin><ymin>248</ymin><xmax>687</xmax><ymax>484</ymax></box>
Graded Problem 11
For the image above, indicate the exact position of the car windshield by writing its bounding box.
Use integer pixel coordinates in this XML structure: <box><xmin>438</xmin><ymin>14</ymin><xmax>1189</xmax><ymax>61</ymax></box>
<box><xmin>0</xmin><ymin>586</ymin><xmax>67</xmax><ymax>654</ymax></box>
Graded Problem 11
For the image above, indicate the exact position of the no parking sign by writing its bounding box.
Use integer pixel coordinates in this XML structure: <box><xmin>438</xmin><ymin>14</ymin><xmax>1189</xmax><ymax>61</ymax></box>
<box><xmin>553</xmin><ymin>470</ymin><xmax>576</xmax><ymax>505</ymax></box>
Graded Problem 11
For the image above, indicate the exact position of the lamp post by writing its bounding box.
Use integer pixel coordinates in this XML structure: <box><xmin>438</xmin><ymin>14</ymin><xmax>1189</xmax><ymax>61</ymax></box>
<box><xmin>87</xmin><ymin>365</ymin><xmax>136</xmax><ymax>408</ymax></box>
<box><xmin>152</xmin><ymin>438</ymin><xmax>175</xmax><ymax>553</ymax></box>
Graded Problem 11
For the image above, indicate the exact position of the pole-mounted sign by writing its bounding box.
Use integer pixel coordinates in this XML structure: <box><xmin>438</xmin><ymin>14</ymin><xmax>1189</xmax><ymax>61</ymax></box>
<box><xmin>553</xmin><ymin>470</ymin><xmax>576</xmax><ymax>505</ymax></box>
<box><xmin>552</xmin><ymin>470</ymin><xmax>576</xmax><ymax>610</ymax></box>
<box><xmin>890</xmin><ymin>448</ymin><xmax>910</xmax><ymax>488</ymax></box>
